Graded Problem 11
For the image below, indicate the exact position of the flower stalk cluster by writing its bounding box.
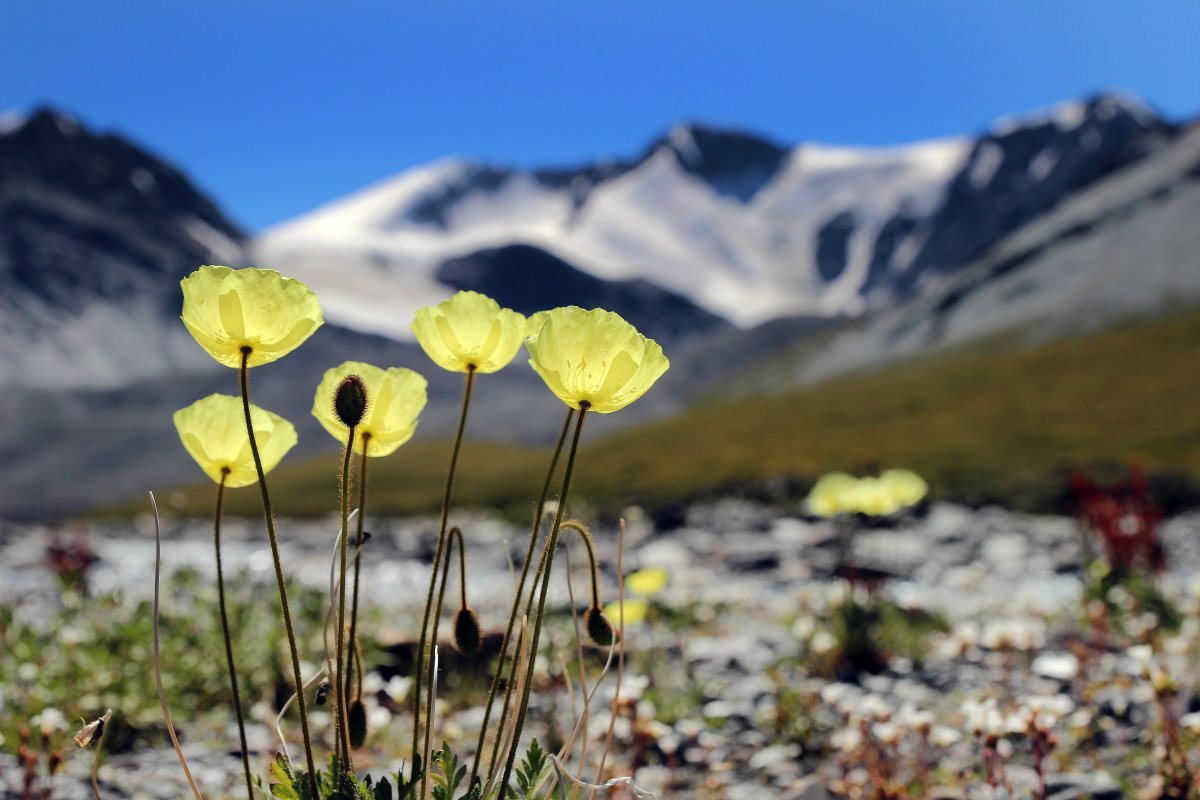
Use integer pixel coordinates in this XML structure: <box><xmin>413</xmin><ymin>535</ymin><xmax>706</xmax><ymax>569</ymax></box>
<box><xmin>170</xmin><ymin>271</ymin><xmax>668</xmax><ymax>798</ymax></box>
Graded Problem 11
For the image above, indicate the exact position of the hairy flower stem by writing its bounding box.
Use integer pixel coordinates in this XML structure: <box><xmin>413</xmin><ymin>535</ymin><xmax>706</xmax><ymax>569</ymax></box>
<box><xmin>472</xmin><ymin>407</ymin><xmax>574</xmax><ymax>788</ymax></box>
<box><xmin>345</xmin><ymin>442</ymin><xmax>369</xmax><ymax>708</ymax></box>
<box><xmin>335</xmin><ymin>425</ymin><xmax>357</xmax><ymax>772</ymax></box>
<box><xmin>411</xmin><ymin>367</ymin><xmax>476</xmax><ymax>793</ymax></box>
<box><xmin>498</xmin><ymin>405</ymin><xmax>589</xmax><ymax>796</ymax></box>
<box><xmin>239</xmin><ymin>349</ymin><xmax>319</xmax><ymax>799</ymax></box>
<box><xmin>214</xmin><ymin>471</ymin><xmax>254</xmax><ymax>800</ymax></box>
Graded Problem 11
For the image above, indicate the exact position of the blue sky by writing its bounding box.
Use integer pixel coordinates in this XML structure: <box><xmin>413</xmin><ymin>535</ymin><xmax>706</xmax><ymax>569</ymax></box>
<box><xmin>3</xmin><ymin>2</ymin><xmax>1197</xmax><ymax>231</ymax></box>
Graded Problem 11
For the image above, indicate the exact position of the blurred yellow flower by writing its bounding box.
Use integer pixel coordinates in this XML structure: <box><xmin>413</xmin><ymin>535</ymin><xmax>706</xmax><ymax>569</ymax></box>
<box><xmin>879</xmin><ymin>469</ymin><xmax>928</xmax><ymax>507</ymax></box>
<box><xmin>410</xmin><ymin>291</ymin><xmax>526</xmax><ymax>373</ymax></box>
<box><xmin>603</xmin><ymin>598</ymin><xmax>649</xmax><ymax>626</ymax></box>
<box><xmin>312</xmin><ymin>361</ymin><xmax>428</xmax><ymax>456</ymax></box>
<box><xmin>180</xmin><ymin>265</ymin><xmax>323</xmax><ymax>368</ymax></box>
<box><xmin>806</xmin><ymin>472</ymin><xmax>861</xmax><ymax>517</ymax></box>
<box><xmin>625</xmin><ymin>567</ymin><xmax>669</xmax><ymax>597</ymax></box>
<box><xmin>853</xmin><ymin>477</ymin><xmax>904</xmax><ymax>517</ymax></box>
<box><xmin>525</xmin><ymin>307</ymin><xmax>669</xmax><ymax>414</ymax></box>
<box><xmin>807</xmin><ymin>469</ymin><xmax>928</xmax><ymax>517</ymax></box>
<box><xmin>174</xmin><ymin>394</ymin><xmax>297</xmax><ymax>487</ymax></box>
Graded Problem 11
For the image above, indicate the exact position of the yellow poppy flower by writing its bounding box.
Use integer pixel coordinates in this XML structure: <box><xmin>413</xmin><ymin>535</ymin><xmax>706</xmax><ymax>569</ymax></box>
<box><xmin>879</xmin><ymin>469</ymin><xmax>928</xmax><ymax>508</ymax></box>
<box><xmin>853</xmin><ymin>476</ymin><xmax>905</xmax><ymax>517</ymax></box>
<box><xmin>173</xmin><ymin>394</ymin><xmax>297</xmax><ymax>488</ymax></box>
<box><xmin>180</xmin><ymin>265</ymin><xmax>324</xmax><ymax>368</ymax></box>
<box><xmin>806</xmin><ymin>472</ymin><xmax>861</xmax><ymax>517</ymax></box>
<box><xmin>625</xmin><ymin>567</ymin><xmax>669</xmax><ymax>597</ymax></box>
<box><xmin>525</xmin><ymin>306</ymin><xmax>669</xmax><ymax>414</ymax></box>
<box><xmin>525</xmin><ymin>310</ymin><xmax>550</xmax><ymax>338</ymax></box>
<box><xmin>410</xmin><ymin>291</ymin><xmax>526</xmax><ymax>373</ymax></box>
<box><xmin>312</xmin><ymin>361</ymin><xmax>428</xmax><ymax>456</ymax></box>
<box><xmin>603</xmin><ymin>598</ymin><xmax>649</xmax><ymax>626</ymax></box>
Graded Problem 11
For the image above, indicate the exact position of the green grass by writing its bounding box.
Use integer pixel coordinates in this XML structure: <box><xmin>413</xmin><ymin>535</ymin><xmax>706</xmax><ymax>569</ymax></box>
<box><xmin>130</xmin><ymin>307</ymin><xmax>1200</xmax><ymax>519</ymax></box>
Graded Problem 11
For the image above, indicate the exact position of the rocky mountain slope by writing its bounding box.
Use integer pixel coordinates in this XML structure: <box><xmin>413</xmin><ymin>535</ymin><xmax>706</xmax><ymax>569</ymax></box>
<box><xmin>256</xmin><ymin>93</ymin><xmax>1173</xmax><ymax>336</ymax></box>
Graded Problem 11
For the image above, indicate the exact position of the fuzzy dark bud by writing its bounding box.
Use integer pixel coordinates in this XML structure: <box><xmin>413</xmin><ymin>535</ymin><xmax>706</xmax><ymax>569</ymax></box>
<box><xmin>348</xmin><ymin>698</ymin><xmax>368</xmax><ymax>749</ymax></box>
<box><xmin>314</xmin><ymin>678</ymin><xmax>331</xmax><ymax>706</ymax></box>
<box><xmin>453</xmin><ymin>607</ymin><xmax>483</xmax><ymax>657</ymax></box>
<box><xmin>585</xmin><ymin>605</ymin><xmax>617</xmax><ymax>647</ymax></box>
<box><xmin>334</xmin><ymin>375</ymin><xmax>368</xmax><ymax>427</ymax></box>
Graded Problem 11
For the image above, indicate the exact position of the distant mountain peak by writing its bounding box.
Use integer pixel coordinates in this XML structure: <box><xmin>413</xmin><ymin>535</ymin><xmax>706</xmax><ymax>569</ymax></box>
<box><xmin>648</xmin><ymin>122</ymin><xmax>791</xmax><ymax>201</ymax></box>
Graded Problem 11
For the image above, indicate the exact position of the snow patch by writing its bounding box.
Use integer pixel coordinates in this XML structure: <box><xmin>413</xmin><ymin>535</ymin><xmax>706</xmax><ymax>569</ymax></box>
<box><xmin>130</xmin><ymin>167</ymin><xmax>156</xmax><ymax>194</ymax></box>
<box><xmin>667</xmin><ymin>125</ymin><xmax>703</xmax><ymax>165</ymax></box>
<box><xmin>184</xmin><ymin>217</ymin><xmax>241</xmax><ymax>263</ymax></box>
<box><xmin>969</xmin><ymin>142</ymin><xmax>1004</xmax><ymax>189</ymax></box>
<box><xmin>0</xmin><ymin>109</ymin><xmax>27</xmax><ymax>136</ymax></box>
<box><xmin>1028</xmin><ymin>146</ymin><xmax>1059</xmax><ymax>182</ymax></box>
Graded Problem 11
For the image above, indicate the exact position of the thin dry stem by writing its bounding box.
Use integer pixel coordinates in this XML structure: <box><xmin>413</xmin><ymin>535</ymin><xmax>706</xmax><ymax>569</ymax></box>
<box><xmin>150</xmin><ymin>492</ymin><xmax>206</xmax><ymax>800</ymax></box>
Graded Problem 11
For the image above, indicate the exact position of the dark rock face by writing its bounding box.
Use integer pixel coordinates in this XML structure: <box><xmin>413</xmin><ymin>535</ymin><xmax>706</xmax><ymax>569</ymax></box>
<box><xmin>815</xmin><ymin>211</ymin><xmax>857</xmax><ymax>283</ymax></box>
<box><xmin>652</xmin><ymin>124</ymin><xmax>791</xmax><ymax>202</ymax></box>
<box><xmin>0</xmin><ymin>107</ymin><xmax>246</xmax><ymax>310</ymax></box>
<box><xmin>897</xmin><ymin>94</ymin><xmax>1175</xmax><ymax>291</ymax></box>
<box><xmin>435</xmin><ymin>243</ymin><xmax>733</xmax><ymax>343</ymax></box>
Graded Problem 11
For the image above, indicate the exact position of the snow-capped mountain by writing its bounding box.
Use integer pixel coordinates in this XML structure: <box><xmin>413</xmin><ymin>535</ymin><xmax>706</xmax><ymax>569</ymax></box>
<box><xmin>785</xmin><ymin>119</ymin><xmax>1200</xmax><ymax>388</ymax></box>
<box><xmin>256</xmin><ymin>92</ymin><xmax>1172</xmax><ymax>338</ymax></box>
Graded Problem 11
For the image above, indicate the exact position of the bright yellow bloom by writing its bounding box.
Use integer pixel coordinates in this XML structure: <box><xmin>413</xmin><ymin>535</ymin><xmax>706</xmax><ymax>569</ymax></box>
<box><xmin>525</xmin><ymin>310</ymin><xmax>550</xmax><ymax>338</ymax></box>
<box><xmin>312</xmin><ymin>361</ymin><xmax>428</xmax><ymax>457</ymax></box>
<box><xmin>879</xmin><ymin>469</ymin><xmax>928</xmax><ymax>508</ymax></box>
<box><xmin>173</xmin><ymin>394</ymin><xmax>297</xmax><ymax>488</ymax></box>
<box><xmin>410</xmin><ymin>291</ymin><xmax>526</xmax><ymax>373</ymax></box>
<box><xmin>525</xmin><ymin>307</ymin><xmax>669</xmax><ymax>414</ymax></box>
<box><xmin>603</xmin><ymin>598</ymin><xmax>649</xmax><ymax>626</ymax></box>
<box><xmin>807</xmin><ymin>469</ymin><xmax>928</xmax><ymax>517</ymax></box>
<box><xmin>806</xmin><ymin>472</ymin><xmax>861</xmax><ymax>517</ymax></box>
<box><xmin>625</xmin><ymin>567</ymin><xmax>669</xmax><ymax>597</ymax></box>
<box><xmin>852</xmin><ymin>477</ymin><xmax>905</xmax><ymax>517</ymax></box>
<box><xmin>180</xmin><ymin>265</ymin><xmax>323</xmax><ymax>368</ymax></box>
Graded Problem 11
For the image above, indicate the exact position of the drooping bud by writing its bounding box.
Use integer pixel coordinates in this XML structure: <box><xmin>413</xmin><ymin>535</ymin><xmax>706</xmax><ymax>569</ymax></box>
<box><xmin>334</xmin><ymin>375</ymin><xmax>368</xmax><ymax>427</ymax></box>
<box><xmin>585</xmin><ymin>605</ymin><xmax>617</xmax><ymax>647</ymax></box>
<box><xmin>348</xmin><ymin>698</ymin><xmax>368</xmax><ymax>749</ymax></box>
<box><xmin>453</xmin><ymin>607</ymin><xmax>483</xmax><ymax>657</ymax></box>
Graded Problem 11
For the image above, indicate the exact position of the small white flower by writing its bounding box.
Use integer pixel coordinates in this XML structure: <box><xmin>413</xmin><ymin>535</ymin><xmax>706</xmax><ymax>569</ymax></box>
<box><xmin>929</xmin><ymin>725</ymin><xmax>962</xmax><ymax>747</ymax></box>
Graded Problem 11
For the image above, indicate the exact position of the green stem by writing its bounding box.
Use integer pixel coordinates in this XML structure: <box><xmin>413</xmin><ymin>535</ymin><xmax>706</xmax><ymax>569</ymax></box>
<box><xmin>560</xmin><ymin>521</ymin><xmax>601</xmax><ymax>610</ymax></box>
<box><xmin>498</xmin><ymin>405</ymin><xmax>589</xmax><ymax>797</ymax></box>
<box><xmin>345</xmin><ymin>440</ymin><xmax>369</xmax><ymax>709</ymax></box>
<box><xmin>472</xmin><ymin>407</ymin><xmax>574</xmax><ymax>789</ymax></box>
<box><xmin>335</xmin><ymin>424</ymin><xmax>357</xmax><ymax>772</ymax></box>
<box><xmin>239</xmin><ymin>348</ymin><xmax>319</xmax><ymax>799</ymax></box>
<box><xmin>452</xmin><ymin>527</ymin><xmax>469</xmax><ymax>609</ymax></box>
<box><xmin>214</xmin><ymin>471</ymin><xmax>255</xmax><ymax>800</ymax></box>
<box><xmin>411</xmin><ymin>366</ymin><xmax>476</xmax><ymax>792</ymax></box>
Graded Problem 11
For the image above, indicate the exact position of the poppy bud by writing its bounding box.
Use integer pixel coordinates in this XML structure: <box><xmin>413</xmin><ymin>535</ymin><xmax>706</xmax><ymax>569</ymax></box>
<box><xmin>585</xmin><ymin>605</ymin><xmax>617</xmax><ymax>647</ymax></box>
<box><xmin>453</xmin><ymin>607</ymin><xmax>483</xmax><ymax>657</ymax></box>
<box><xmin>334</xmin><ymin>375</ymin><xmax>368</xmax><ymax>427</ymax></box>
<box><xmin>348</xmin><ymin>698</ymin><xmax>368</xmax><ymax>749</ymax></box>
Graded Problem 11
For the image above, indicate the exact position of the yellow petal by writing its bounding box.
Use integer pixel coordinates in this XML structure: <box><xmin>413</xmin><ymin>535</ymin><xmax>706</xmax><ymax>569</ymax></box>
<box><xmin>312</xmin><ymin>361</ymin><xmax>428</xmax><ymax>457</ymax></box>
<box><xmin>603</xmin><ymin>598</ymin><xmax>649</xmax><ymax>626</ymax></box>
<box><xmin>410</xmin><ymin>291</ymin><xmax>526</xmax><ymax>374</ymax></box>
<box><xmin>806</xmin><ymin>472</ymin><xmax>860</xmax><ymax>517</ymax></box>
<box><xmin>525</xmin><ymin>306</ymin><xmax>669</xmax><ymax>413</ymax></box>
<box><xmin>180</xmin><ymin>265</ymin><xmax>323</xmax><ymax>368</ymax></box>
<box><xmin>174</xmin><ymin>394</ymin><xmax>297</xmax><ymax>487</ymax></box>
<box><xmin>625</xmin><ymin>567</ymin><xmax>669</xmax><ymax>597</ymax></box>
<box><xmin>879</xmin><ymin>469</ymin><xmax>928</xmax><ymax>508</ymax></box>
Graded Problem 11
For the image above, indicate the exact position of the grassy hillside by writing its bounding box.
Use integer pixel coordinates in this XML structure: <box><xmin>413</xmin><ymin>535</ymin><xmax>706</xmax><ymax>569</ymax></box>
<box><xmin>144</xmin><ymin>306</ymin><xmax>1200</xmax><ymax>519</ymax></box>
